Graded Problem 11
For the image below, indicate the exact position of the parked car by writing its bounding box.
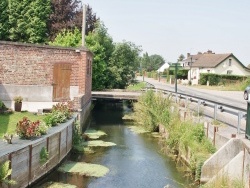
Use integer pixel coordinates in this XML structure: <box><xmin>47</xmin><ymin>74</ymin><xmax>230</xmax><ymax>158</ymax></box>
<box><xmin>244</xmin><ymin>85</ymin><xmax>250</xmax><ymax>100</ymax></box>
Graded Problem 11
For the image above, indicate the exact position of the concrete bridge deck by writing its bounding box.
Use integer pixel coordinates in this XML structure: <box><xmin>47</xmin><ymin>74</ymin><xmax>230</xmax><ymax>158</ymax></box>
<box><xmin>92</xmin><ymin>91</ymin><xmax>141</xmax><ymax>100</ymax></box>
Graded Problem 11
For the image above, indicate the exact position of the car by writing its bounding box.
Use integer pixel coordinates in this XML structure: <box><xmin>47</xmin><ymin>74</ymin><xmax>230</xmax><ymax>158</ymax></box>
<box><xmin>244</xmin><ymin>85</ymin><xmax>250</xmax><ymax>100</ymax></box>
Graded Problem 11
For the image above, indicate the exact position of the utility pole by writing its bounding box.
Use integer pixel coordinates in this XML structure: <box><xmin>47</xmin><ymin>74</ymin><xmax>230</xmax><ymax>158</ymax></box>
<box><xmin>82</xmin><ymin>4</ymin><xmax>87</xmax><ymax>47</ymax></box>
<box><xmin>175</xmin><ymin>62</ymin><xmax>178</xmax><ymax>93</ymax></box>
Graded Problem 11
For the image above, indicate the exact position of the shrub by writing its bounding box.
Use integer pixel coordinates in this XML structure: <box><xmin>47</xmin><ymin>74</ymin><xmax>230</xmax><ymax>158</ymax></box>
<box><xmin>38</xmin><ymin>122</ymin><xmax>49</xmax><ymax>135</ymax></box>
<box><xmin>16</xmin><ymin>117</ymin><xmax>41</xmax><ymax>139</ymax></box>
<box><xmin>52</xmin><ymin>102</ymin><xmax>73</xmax><ymax>119</ymax></box>
<box><xmin>44</xmin><ymin>114</ymin><xmax>58</xmax><ymax>127</ymax></box>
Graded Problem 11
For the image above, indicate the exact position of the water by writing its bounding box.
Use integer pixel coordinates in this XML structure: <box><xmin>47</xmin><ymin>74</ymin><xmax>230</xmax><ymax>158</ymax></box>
<box><xmin>37</xmin><ymin>101</ymin><xmax>191</xmax><ymax>188</ymax></box>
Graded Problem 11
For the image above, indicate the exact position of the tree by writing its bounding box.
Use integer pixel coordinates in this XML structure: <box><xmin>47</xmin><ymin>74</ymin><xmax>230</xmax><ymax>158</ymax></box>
<box><xmin>85</xmin><ymin>22</ymin><xmax>114</xmax><ymax>90</ymax></box>
<box><xmin>49</xmin><ymin>28</ymin><xmax>81</xmax><ymax>47</ymax></box>
<box><xmin>74</xmin><ymin>5</ymin><xmax>99</xmax><ymax>36</ymax></box>
<box><xmin>178</xmin><ymin>54</ymin><xmax>185</xmax><ymax>61</ymax></box>
<box><xmin>49</xmin><ymin>0</ymin><xmax>81</xmax><ymax>40</ymax></box>
<box><xmin>8</xmin><ymin>0</ymin><xmax>50</xmax><ymax>43</ymax></box>
<box><xmin>0</xmin><ymin>0</ymin><xmax>9</xmax><ymax>40</ymax></box>
<box><xmin>108</xmin><ymin>41</ymin><xmax>141</xmax><ymax>88</ymax></box>
<box><xmin>141</xmin><ymin>53</ymin><xmax>165</xmax><ymax>72</ymax></box>
<box><xmin>48</xmin><ymin>1</ymin><xmax>98</xmax><ymax>40</ymax></box>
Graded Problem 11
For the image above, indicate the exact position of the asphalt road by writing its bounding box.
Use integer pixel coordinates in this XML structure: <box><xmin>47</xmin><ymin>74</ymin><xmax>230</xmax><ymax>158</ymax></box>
<box><xmin>137</xmin><ymin>76</ymin><xmax>247</xmax><ymax>111</ymax></box>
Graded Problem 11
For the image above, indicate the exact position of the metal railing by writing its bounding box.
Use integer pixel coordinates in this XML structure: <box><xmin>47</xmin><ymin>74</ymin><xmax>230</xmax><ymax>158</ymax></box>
<box><xmin>143</xmin><ymin>85</ymin><xmax>246</xmax><ymax>134</ymax></box>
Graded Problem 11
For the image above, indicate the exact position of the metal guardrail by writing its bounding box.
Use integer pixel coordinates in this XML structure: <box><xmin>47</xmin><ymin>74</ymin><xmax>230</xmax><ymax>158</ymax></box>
<box><xmin>143</xmin><ymin>84</ymin><xmax>246</xmax><ymax>134</ymax></box>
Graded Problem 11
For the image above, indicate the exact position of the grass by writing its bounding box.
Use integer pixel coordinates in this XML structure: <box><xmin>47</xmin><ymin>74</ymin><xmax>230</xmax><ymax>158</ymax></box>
<box><xmin>0</xmin><ymin>111</ymin><xmax>45</xmax><ymax>137</ymax></box>
<box><xmin>126</xmin><ymin>81</ymin><xmax>146</xmax><ymax>91</ymax></box>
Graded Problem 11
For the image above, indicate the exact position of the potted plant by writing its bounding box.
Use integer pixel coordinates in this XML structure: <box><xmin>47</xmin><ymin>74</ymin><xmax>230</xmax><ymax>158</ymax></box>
<box><xmin>13</xmin><ymin>96</ymin><xmax>23</xmax><ymax>112</ymax></box>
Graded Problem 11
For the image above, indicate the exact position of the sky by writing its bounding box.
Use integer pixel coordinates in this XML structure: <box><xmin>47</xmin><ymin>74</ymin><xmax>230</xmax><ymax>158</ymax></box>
<box><xmin>82</xmin><ymin>0</ymin><xmax>250</xmax><ymax>65</ymax></box>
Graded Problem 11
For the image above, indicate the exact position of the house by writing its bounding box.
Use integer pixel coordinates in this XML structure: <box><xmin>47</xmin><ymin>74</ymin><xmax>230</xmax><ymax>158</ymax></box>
<box><xmin>157</xmin><ymin>62</ymin><xmax>169</xmax><ymax>73</ymax></box>
<box><xmin>183</xmin><ymin>50</ymin><xmax>250</xmax><ymax>85</ymax></box>
<box><xmin>0</xmin><ymin>41</ymin><xmax>93</xmax><ymax>121</ymax></box>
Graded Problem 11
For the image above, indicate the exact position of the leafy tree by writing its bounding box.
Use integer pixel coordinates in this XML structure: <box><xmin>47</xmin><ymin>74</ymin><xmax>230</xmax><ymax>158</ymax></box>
<box><xmin>108</xmin><ymin>41</ymin><xmax>141</xmax><ymax>88</ymax></box>
<box><xmin>8</xmin><ymin>0</ymin><xmax>50</xmax><ymax>43</ymax></box>
<box><xmin>74</xmin><ymin>5</ymin><xmax>99</xmax><ymax>36</ymax></box>
<box><xmin>49</xmin><ymin>0</ymin><xmax>81</xmax><ymax>40</ymax></box>
<box><xmin>178</xmin><ymin>54</ymin><xmax>185</xmax><ymax>61</ymax></box>
<box><xmin>49</xmin><ymin>28</ymin><xmax>81</xmax><ymax>47</ymax></box>
<box><xmin>141</xmin><ymin>53</ymin><xmax>165</xmax><ymax>72</ymax></box>
<box><xmin>85</xmin><ymin>22</ymin><xmax>114</xmax><ymax>90</ymax></box>
<box><xmin>0</xmin><ymin>0</ymin><xmax>9</xmax><ymax>40</ymax></box>
<box><xmin>48</xmin><ymin>1</ymin><xmax>98</xmax><ymax>40</ymax></box>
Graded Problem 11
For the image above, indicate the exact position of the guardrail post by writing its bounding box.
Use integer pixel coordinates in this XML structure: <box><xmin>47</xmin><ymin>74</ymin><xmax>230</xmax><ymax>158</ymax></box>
<box><xmin>175</xmin><ymin>94</ymin><xmax>178</xmax><ymax>103</ymax></box>
<box><xmin>214</xmin><ymin>104</ymin><xmax>217</xmax><ymax>120</ymax></box>
<box><xmin>185</xmin><ymin>97</ymin><xmax>188</xmax><ymax>109</ymax></box>
<box><xmin>237</xmin><ymin>111</ymin><xmax>242</xmax><ymax>134</ymax></box>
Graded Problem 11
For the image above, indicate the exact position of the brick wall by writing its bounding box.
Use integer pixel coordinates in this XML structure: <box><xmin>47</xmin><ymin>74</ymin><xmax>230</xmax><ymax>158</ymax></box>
<box><xmin>0</xmin><ymin>41</ymin><xmax>92</xmax><ymax>111</ymax></box>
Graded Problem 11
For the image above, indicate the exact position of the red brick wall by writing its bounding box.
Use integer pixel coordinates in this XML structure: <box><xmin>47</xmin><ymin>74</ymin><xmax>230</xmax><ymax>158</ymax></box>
<box><xmin>0</xmin><ymin>41</ymin><xmax>92</xmax><ymax>107</ymax></box>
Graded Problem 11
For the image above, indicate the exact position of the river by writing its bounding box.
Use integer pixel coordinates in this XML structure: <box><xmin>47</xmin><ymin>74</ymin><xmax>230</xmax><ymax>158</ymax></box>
<box><xmin>37</xmin><ymin>100</ymin><xmax>192</xmax><ymax>188</ymax></box>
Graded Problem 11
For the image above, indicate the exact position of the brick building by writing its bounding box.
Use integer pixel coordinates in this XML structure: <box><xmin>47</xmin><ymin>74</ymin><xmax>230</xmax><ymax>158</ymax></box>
<box><xmin>0</xmin><ymin>41</ymin><xmax>92</xmax><ymax>115</ymax></box>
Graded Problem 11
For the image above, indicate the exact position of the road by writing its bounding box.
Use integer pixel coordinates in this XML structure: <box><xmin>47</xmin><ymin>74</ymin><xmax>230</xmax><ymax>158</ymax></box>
<box><xmin>137</xmin><ymin>76</ymin><xmax>247</xmax><ymax>111</ymax></box>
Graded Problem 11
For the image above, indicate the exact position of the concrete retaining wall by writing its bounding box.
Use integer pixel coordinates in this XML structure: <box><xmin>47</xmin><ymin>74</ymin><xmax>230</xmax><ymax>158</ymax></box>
<box><xmin>200</xmin><ymin>138</ymin><xmax>244</xmax><ymax>183</ymax></box>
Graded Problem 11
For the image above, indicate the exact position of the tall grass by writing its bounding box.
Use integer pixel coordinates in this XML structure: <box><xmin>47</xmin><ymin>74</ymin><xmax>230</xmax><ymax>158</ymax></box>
<box><xmin>132</xmin><ymin>90</ymin><xmax>216</xmax><ymax>181</ymax></box>
<box><xmin>202</xmin><ymin>174</ymin><xmax>245</xmax><ymax>188</ymax></box>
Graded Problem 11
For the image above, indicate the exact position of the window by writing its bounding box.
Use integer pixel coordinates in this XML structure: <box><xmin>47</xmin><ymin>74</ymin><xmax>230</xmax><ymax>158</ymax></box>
<box><xmin>227</xmin><ymin>70</ymin><xmax>232</xmax><ymax>75</ymax></box>
<box><xmin>229</xmin><ymin>59</ymin><xmax>232</xmax><ymax>66</ymax></box>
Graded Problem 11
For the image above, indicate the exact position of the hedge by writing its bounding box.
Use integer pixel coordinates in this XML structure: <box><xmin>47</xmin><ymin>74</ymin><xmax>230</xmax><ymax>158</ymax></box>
<box><xmin>199</xmin><ymin>73</ymin><xmax>247</xmax><ymax>85</ymax></box>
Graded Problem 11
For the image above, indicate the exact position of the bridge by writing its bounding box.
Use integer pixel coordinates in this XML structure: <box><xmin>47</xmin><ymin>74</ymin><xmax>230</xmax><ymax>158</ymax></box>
<box><xmin>92</xmin><ymin>91</ymin><xmax>141</xmax><ymax>100</ymax></box>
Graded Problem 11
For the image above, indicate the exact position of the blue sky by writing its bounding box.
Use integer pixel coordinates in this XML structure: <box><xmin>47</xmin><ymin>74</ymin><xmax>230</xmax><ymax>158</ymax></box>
<box><xmin>83</xmin><ymin>0</ymin><xmax>250</xmax><ymax>65</ymax></box>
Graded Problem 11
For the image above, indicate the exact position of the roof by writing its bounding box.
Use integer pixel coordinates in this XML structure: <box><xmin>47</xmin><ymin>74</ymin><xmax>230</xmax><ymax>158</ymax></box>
<box><xmin>192</xmin><ymin>53</ymin><xmax>232</xmax><ymax>68</ymax></box>
<box><xmin>157</xmin><ymin>62</ymin><xmax>169</xmax><ymax>72</ymax></box>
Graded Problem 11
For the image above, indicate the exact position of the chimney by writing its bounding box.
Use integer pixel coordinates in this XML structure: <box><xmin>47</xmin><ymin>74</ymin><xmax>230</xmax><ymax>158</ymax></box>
<box><xmin>187</xmin><ymin>53</ymin><xmax>190</xmax><ymax>57</ymax></box>
<box><xmin>82</xmin><ymin>4</ymin><xmax>87</xmax><ymax>47</ymax></box>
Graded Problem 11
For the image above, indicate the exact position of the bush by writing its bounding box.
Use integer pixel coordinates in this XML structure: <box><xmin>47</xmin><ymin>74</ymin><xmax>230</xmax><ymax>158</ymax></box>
<box><xmin>16</xmin><ymin>117</ymin><xmax>41</xmax><ymax>139</ymax></box>
<box><xmin>44</xmin><ymin>114</ymin><xmax>58</xmax><ymax>127</ymax></box>
<box><xmin>200</xmin><ymin>73</ymin><xmax>247</xmax><ymax>86</ymax></box>
<box><xmin>44</xmin><ymin>101</ymin><xmax>73</xmax><ymax>127</ymax></box>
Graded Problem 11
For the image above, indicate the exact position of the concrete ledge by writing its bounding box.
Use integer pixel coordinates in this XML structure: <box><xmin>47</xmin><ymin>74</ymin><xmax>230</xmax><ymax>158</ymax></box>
<box><xmin>201</xmin><ymin>138</ymin><xmax>243</xmax><ymax>183</ymax></box>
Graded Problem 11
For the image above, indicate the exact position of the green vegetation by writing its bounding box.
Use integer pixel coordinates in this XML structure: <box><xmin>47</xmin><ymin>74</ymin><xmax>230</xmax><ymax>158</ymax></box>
<box><xmin>199</xmin><ymin>73</ymin><xmax>249</xmax><ymax>89</ymax></box>
<box><xmin>202</xmin><ymin>175</ymin><xmax>245</xmax><ymax>188</ymax></box>
<box><xmin>132</xmin><ymin>91</ymin><xmax>216</xmax><ymax>181</ymax></box>
<box><xmin>40</xmin><ymin>147</ymin><xmax>49</xmax><ymax>164</ymax></box>
<box><xmin>0</xmin><ymin>160</ymin><xmax>15</xmax><ymax>185</ymax></box>
<box><xmin>0</xmin><ymin>112</ymin><xmax>45</xmax><ymax>137</ymax></box>
<box><xmin>42</xmin><ymin>182</ymin><xmax>77</xmax><ymax>188</ymax></box>
<box><xmin>44</xmin><ymin>102</ymin><xmax>73</xmax><ymax>127</ymax></box>
<box><xmin>84</xmin><ymin>129</ymin><xmax>107</xmax><ymax>139</ymax></box>
<box><xmin>127</xmin><ymin>126</ymin><xmax>149</xmax><ymax>134</ymax></box>
<box><xmin>126</xmin><ymin>82</ymin><xmax>146</xmax><ymax>91</ymax></box>
<box><xmin>58</xmin><ymin>161</ymin><xmax>109</xmax><ymax>177</ymax></box>
<box><xmin>83</xmin><ymin>140</ymin><xmax>116</xmax><ymax>147</ymax></box>
<box><xmin>133</xmin><ymin>90</ymin><xmax>171</xmax><ymax>131</ymax></box>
